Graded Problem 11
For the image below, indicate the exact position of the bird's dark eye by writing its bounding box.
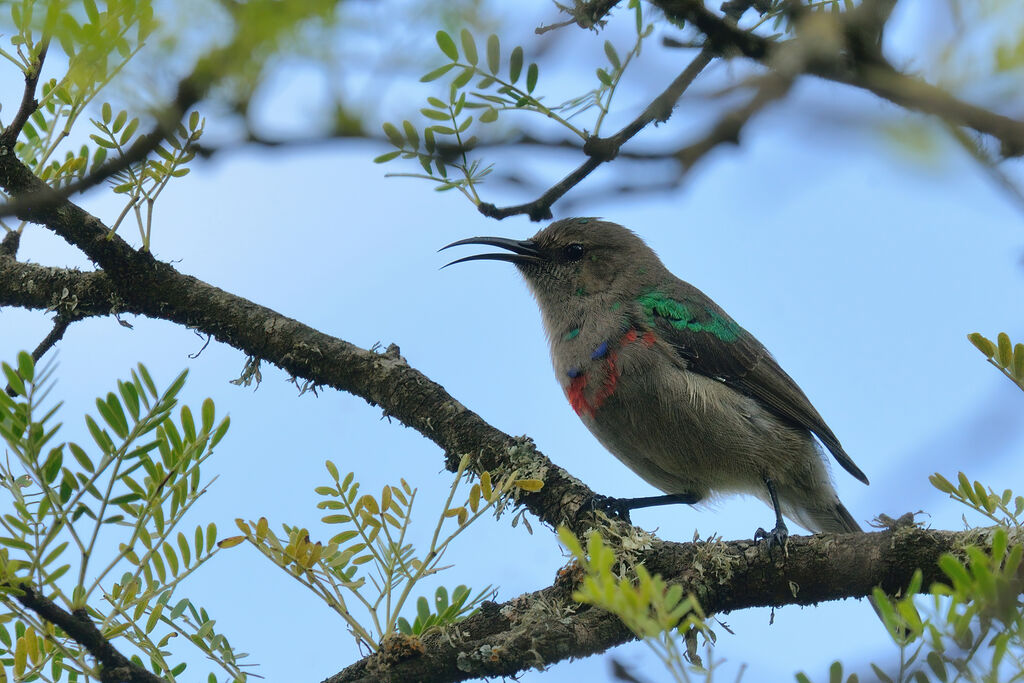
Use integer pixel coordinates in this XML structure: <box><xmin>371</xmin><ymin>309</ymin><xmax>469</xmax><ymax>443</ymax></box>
<box><xmin>563</xmin><ymin>243</ymin><xmax>585</xmax><ymax>262</ymax></box>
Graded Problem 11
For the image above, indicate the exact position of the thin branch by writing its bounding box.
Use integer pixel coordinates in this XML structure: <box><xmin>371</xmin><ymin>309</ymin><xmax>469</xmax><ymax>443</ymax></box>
<box><xmin>529</xmin><ymin>74</ymin><xmax>795</xmax><ymax>211</ymax></box>
<box><xmin>474</xmin><ymin>1</ymin><xmax>783</xmax><ymax>221</ymax></box>
<box><xmin>947</xmin><ymin>125</ymin><xmax>1024</xmax><ymax>215</ymax></box>
<box><xmin>2</xmin><ymin>38</ymin><xmax>50</xmax><ymax>145</ymax></box>
<box><xmin>30</xmin><ymin>316</ymin><xmax>73</xmax><ymax>362</ymax></box>
<box><xmin>673</xmin><ymin>71</ymin><xmax>792</xmax><ymax>170</ymax></box>
<box><xmin>479</xmin><ymin>46</ymin><xmax>716</xmax><ymax>221</ymax></box>
<box><xmin>13</xmin><ymin>583</ymin><xmax>167</xmax><ymax>683</ymax></box>
<box><xmin>4</xmin><ymin>316</ymin><xmax>73</xmax><ymax>397</ymax></box>
<box><xmin>820</xmin><ymin>61</ymin><xmax>1024</xmax><ymax>156</ymax></box>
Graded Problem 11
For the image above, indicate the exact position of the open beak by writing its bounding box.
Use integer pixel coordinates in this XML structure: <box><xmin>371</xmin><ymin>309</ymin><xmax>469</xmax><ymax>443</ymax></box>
<box><xmin>439</xmin><ymin>236</ymin><xmax>544</xmax><ymax>268</ymax></box>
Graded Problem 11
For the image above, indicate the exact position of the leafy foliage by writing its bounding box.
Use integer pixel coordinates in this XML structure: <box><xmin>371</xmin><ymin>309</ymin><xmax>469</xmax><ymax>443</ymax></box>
<box><xmin>397</xmin><ymin>584</ymin><xmax>479</xmax><ymax>636</ymax></box>
<box><xmin>228</xmin><ymin>454</ymin><xmax>542</xmax><ymax>652</ymax></box>
<box><xmin>5</xmin><ymin>1</ymin><xmax>157</xmax><ymax>188</ymax></box>
<box><xmin>967</xmin><ymin>332</ymin><xmax>1024</xmax><ymax>392</ymax></box>
<box><xmin>795</xmin><ymin>661</ymin><xmax>860</xmax><ymax>683</ymax></box>
<box><xmin>92</xmin><ymin>107</ymin><xmax>204</xmax><ymax>250</ymax></box>
<box><xmin>374</xmin><ymin>0</ymin><xmax>653</xmax><ymax>204</ymax></box>
<box><xmin>558</xmin><ymin>526</ymin><xmax>712</xmax><ymax>683</ymax></box>
<box><xmin>0</xmin><ymin>352</ymin><xmax>241</xmax><ymax>682</ymax></box>
<box><xmin>799</xmin><ymin>472</ymin><xmax>1024</xmax><ymax>683</ymax></box>
<box><xmin>1</xmin><ymin>0</ymin><xmax>348</xmax><ymax>249</ymax></box>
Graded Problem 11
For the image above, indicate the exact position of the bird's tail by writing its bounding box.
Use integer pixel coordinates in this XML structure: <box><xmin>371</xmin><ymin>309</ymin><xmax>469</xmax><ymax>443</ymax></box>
<box><xmin>792</xmin><ymin>500</ymin><xmax>861</xmax><ymax>534</ymax></box>
<box><xmin>814</xmin><ymin>501</ymin><xmax>861</xmax><ymax>533</ymax></box>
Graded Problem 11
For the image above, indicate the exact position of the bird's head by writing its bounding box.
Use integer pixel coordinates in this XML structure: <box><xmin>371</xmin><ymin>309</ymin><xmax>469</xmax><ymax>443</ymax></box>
<box><xmin>442</xmin><ymin>218</ymin><xmax>663</xmax><ymax>309</ymax></box>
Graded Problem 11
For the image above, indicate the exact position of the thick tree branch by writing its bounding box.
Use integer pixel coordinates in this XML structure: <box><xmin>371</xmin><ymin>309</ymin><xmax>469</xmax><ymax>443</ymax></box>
<box><xmin>330</xmin><ymin>525</ymin><xmax>979</xmax><ymax>682</ymax></box>
<box><xmin>0</xmin><ymin>230</ymin><xmax>19</xmax><ymax>257</ymax></box>
<box><xmin>0</xmin><ymin>257</ymin><xmax>118</xmax><ymax>317</ymax></box>
<box><xmin>12</xmin><ymin>584</ymin><xmax>166</xmax><ymax>683</ymax></box>
<box><xmin>0</xmin><ymin>250</ymin><xmax>602</xmax><ymax>537</ymax></box>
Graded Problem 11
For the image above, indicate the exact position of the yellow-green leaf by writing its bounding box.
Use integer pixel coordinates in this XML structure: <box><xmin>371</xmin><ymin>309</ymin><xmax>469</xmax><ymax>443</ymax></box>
<box><xmin>460</xmin><ymin>29</ymin><xmax>478</xmax><ymax>66</ymax></box>
<box><xmin>218</xmin><ymin>536</ymin><xmax>245</xmax><ymax>549</ymax></box>
<box><xmin>968</xmin><ymin>332</ymin><xmax>996</xmax><ymax>358</ymax></box>
<box><xmin>436</xmin><ymin>30</ymin><xmax>458</xmax><ymax>61</ymax></box>
<box><xmin>997</xmin><ymin>332</ymin><xmax>1013</xmax><ymax>367</ymax></box>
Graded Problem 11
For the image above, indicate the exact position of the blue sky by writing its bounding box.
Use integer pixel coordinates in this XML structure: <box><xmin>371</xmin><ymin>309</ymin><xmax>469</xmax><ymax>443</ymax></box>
<box><xmin>3</xmin><ymin>1</ymin><xmax>1024</xmax><ymax>681</ymax></box>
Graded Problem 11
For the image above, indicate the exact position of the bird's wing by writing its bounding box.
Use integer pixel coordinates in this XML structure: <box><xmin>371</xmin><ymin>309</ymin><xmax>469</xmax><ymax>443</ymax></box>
<box><xmin>636</xmin><ymin>288</ymin><xmax>869</xmax><ymax>484</ymax></box>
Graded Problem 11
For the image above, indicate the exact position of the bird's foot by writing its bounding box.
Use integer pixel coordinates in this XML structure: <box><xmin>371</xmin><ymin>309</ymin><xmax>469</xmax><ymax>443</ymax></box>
<box><xmin>588</xmin><ymin>494</ymin><xmax>632</xmax><ymax>523</ymax></box>
<box><xmin>754</xmin><ymin>521</ymin><xmax>789</xmax><ymax>555</ymax></box>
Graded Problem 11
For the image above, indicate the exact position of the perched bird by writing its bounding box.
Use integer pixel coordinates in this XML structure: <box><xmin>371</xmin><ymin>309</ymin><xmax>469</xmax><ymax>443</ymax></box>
<box><xmin>442</xmin><ymin>218</ymin><xmax>868</xmax><ymax>543</ymax></box>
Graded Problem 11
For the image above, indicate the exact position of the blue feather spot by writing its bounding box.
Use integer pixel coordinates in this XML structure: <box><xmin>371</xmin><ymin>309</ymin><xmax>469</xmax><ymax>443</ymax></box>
<box><xmin>591</xmin><ymin>342</ymin><xmax>609</xmax><ymax>360</ymax></box>
<box><xmin>567</xmin><ymin>367</ymin><xmax>582</xmax><ymax>378</ymax></box>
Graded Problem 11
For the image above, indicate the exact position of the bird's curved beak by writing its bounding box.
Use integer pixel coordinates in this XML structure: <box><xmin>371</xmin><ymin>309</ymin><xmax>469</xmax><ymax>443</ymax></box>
<box><xmin>439</xmin><ymin>236</ymin><xmax>544</xmax><ymax>268</ymax></box>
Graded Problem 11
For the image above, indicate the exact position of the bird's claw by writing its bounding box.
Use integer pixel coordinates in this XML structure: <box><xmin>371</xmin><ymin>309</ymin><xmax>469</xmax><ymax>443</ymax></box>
<box><xmin>754</xmin><ymin>522</ymin><xmax>789</xmax><ymax>554</ymax></box>
<box><xmin>589</xmin><ymin>494</ymin><xmax>632</xmax><ymax>523</ymax></box>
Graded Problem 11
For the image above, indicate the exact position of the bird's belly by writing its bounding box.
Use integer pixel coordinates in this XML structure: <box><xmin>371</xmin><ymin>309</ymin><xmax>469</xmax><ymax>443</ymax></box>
<box><xmin>577</xmin><ymin>365</ymin><xmax>819</xmax><ymax>501</ymax></box>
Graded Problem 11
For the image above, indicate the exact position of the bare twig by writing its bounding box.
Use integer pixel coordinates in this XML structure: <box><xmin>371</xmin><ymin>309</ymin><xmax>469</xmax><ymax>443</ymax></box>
<box><xmin>4</xmin><ymin>316</ymin><xmax>73</xmax><ymax>397</ymax></box>
<box><xmin>30</xmin><ymin>316</ymin><xmax>73</xmax><ymax>362</ymax></box>
<box><xmin>947</xmin><ymin>126</ymin><xmax>1024</xmax><ymax>214</ymax></box>
<box><xmin>479</xmin><ymin>47</ymin><xmax>716</xmax><ymax>220</ymax></box>
<box><xmin>674</xmin><ymin>72</ymin><xmax>792</xmax><ymax>169</ymax></box>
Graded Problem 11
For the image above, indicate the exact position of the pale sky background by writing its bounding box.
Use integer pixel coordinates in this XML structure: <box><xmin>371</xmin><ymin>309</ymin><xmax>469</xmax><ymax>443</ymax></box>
<box><xmin>2</xmin><ymin>1</ymin><xmax>1024</xmax><ymax>682</ymax></box>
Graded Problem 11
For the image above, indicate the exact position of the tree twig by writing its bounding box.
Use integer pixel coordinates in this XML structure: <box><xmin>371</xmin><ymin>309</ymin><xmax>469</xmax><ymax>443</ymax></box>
<box><xmin>1</xmin><ymin>37</ymin><xmax>50</xmax><ymax>145</ymax></box>
<box><xmin>30</xmin><ymin>316</ymin><xmax>73</xmax><ymax>361</ymax></box>
<box><xmin>674</xmin><ymin>72</ymin><xmax>792</xmax><ymax>170</ymax></box>
<box><xmin>4</xmin><ymin>316</ymin><xmax>74</xmax><ymax>397</ymax></box>
<box><xmin>479</xmin><ymin>46</ymin><xmax>716</xmax><ymax>221</ymax></box>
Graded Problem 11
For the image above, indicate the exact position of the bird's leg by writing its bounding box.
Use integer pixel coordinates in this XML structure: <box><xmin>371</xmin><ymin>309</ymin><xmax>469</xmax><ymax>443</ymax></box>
<box><xmin>754</xmin><ymin>477</ymin><xmax>789</xmax><ymax>551</ymax></box>
<box><xmin>590</xmin><ymin>492</ymin><xmax>701</xmax><ymax>523</ymax></box>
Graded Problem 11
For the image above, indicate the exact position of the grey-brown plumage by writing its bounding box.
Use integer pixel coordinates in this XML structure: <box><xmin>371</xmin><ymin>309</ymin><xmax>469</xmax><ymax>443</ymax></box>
<box><xmin>443</xmin><ymin>218</ymin><xmax>867</xmax><ymax>539</ymax></box>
